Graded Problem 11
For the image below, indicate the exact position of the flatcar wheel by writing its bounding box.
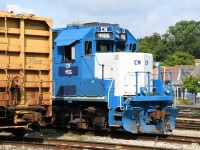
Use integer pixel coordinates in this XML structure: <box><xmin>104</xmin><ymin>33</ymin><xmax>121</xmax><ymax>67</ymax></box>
<box><xmin>28</xmin><ymin>123</ymin><xmax>41</xmax><ymax>133</ymax></box>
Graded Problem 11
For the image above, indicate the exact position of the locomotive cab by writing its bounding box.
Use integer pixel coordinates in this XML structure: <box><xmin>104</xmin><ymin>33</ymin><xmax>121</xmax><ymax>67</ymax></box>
<box><xmin>52</xmin><ymin>23</ymin><xmax>179</xmax><ymax>133</ymax></box>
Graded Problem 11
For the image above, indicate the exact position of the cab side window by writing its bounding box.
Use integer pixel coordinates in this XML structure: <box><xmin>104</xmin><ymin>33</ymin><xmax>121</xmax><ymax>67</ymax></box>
<box><xmin>62</xmin><ymin>45</ymin><xmax>75</xmax><ymax>62</ymax></box>
<box><xmin>130</xmin><ymin>43</ymin><xmax>136</xmax><ymax>52</ymax></box>
<box><xmin>85</xmin><ymin>41</ymin><xmax>92</xmax><ymax>55</ymax></box>
<box><xmin>116</xmin><ymin>43</ymin><xmax>125</xmax><ymax>52</ymax></box>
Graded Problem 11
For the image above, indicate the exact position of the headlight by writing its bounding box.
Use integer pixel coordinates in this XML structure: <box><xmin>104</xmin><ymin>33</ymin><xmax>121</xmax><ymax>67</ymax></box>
<box><xmin>164</xmin><ymin>88</ymin><xmax>170</xmax><ymax>95</ymax></box>
<box><xmin>140</xmin><ymin>87</ymin><xmax>147</xmax><ymax>96</ymax></box>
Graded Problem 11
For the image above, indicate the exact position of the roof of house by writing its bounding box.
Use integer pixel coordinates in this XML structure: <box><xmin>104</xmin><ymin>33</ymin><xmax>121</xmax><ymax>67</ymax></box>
<box><xmin>195</xmin><ymin>59</ymin><xmax>200</xmax><ymax>63</ymax></box>
<box><xmin>153</xmin><ymin>65</ymin><xmax>199</xmax><ymax>86</ymax></box>
<box><xmin>192</xmin><ymin>66</ymin><xmax>200</xmax><ymax>77</ymax></box>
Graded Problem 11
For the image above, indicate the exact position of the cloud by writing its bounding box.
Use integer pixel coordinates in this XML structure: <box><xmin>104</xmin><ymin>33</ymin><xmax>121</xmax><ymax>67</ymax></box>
<box><xmin>175</xmin><ymin>0</ymin><xmax>200</xmax><ymax>10</ymax></box>
<box><xmin>2</xmin><ymin>0</ymin><xmax>200</xmax><ymax>38</ymax></box>
<box><xmin>44</xmin><ymin>0</ymin><xmax>177</xmax><ymax>37</ymax></box>
<box><xmin>49</xmin><ymin>0</ymin><xmax>163</xmax><ymax>17</ymax></box>
<box><xmin>6</xmin><ymin>4</ymin><xmax>34</xmax><ymax>14</ymax></box>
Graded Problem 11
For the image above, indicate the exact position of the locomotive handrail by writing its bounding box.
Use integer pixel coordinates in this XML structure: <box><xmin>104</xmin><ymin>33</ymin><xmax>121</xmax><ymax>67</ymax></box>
<box><xmin>160</xmin><ymin>71</ymin><xmax>173</xmax><ymax>95</ymax></box>
<box><xmin>128</xmin><ymin>71</ymin><xmax>154</xmax><ymax>76</ymax></box>
<box><xmin>82</xmin><ymin>55</ymin><xmax>114</xmax><ymax>97</ymax></box>
<box><xmin>135</xmin><ymin>71</ymin><xmax>151</xmax><ymax>96</ymax></box>
<box><xmin>129</xmin><ymin>70</ymin><xmax>173</xmax><ymax>96</ymax></box>
<box><xmin>81</xmin><ymin>55</ymin><xmax>113</xmax><ymax>76</ymax></box>
<box><xmin>93</xmin><ymin>55</ymin><xmax>113</xmax><ymax>67</ymax></box>
<box><xmin>93</xmin><ymin>55</ymin><xmax>114</xmax><ymax>97</ymax></box>
<box><xmin>128</xmin><ymin>71</ymin><xmax>152</xmax><ymax>96</ymax></box>
<box><xmin>107</xmin><ymin>79</ymin><xmax>114</xmax><ymax>110</ymax></box>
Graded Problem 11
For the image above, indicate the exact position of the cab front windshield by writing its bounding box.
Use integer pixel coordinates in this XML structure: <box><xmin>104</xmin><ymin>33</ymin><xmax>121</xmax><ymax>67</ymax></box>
<box><xmin>96</xmin><ymin>41</ymin><xmax>125</xmax><ymax>53</ymax></box>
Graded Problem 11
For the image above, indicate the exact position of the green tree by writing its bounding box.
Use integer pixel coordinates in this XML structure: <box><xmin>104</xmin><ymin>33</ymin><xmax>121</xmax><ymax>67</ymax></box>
<box><xmin>138</xmin><ymin>33</ymin><xmax>168</xmax><ymax>61</ymax></box>
<box><xmin>162</xmin><ymin>20</ymin><xmax>200</xmax><ymax>58</ymax></box>
<box><xmin>183</xmin><ymin>75</ymin><xmax>200</xmax><ymax>105</ymax></box>
<box><xmin>138</xmin><ymin>20</ymin><xmax>200</xmax><ymax>64</ymax></box>
<box><xmin>163</xmin><ymin>51</ymin><xmax>195</xmax><ymax>66</ymax></box>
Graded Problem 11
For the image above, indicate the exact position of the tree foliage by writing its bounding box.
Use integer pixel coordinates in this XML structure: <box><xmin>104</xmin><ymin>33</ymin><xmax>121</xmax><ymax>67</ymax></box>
<box><xmin>163</xmin><ymin>51</ymin><xmax>195</xmax><ymax>66</ymax></box>
<box><xmin>138</xmin><ymin>33</ymin><xmax>169</xmax><ymax>61</ymax></box>
<box><xmin>138</xmin><ymin>20</ymin><xmax>200</xmax><ymax>64</ymax></box>
<box><xmin>183</xmin><ymin>75</ymin><xmax>200</xmax><ymax>94</ymax></box>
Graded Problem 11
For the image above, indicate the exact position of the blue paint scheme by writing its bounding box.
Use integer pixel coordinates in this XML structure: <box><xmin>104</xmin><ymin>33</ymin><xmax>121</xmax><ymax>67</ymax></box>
<box><xmin>53</xmin><ymin>79</ymin><xmax>104</xmax><ymax>97</ymax></box>
<box><xmin>122</xmin><ymin>109</ymin><xmax>143</xmax><ymax>133</ymax></box>
<box><xmin>56</xmin><ymin>85</ymin><xmax>76</xmax><ymax>96</ymax></box>
<box><xmin>52</xmin><ymin>23</ymin><xmax>179</xmax><ymax>134</ymax></box>
<box><xmin>130</xmin><ymin>96</ymin><xmax>174</xmax><ymax>101</ymax></box>
<box><xmin>55</xmin><ymin>27</ymin><xmax>93</xmax><ymax>46</ymax></box>
<box><xmin>58</xmin><ymin>66</ymin><xmax>78</xmax><ymax>76</ymax></box>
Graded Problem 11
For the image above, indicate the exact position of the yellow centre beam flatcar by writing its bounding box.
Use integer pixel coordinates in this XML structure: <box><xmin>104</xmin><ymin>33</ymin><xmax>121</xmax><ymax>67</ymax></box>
<box><xmin>0</xmin><ymin>11</ymin><xmax>52</xmax><ymax>136</ymax></box>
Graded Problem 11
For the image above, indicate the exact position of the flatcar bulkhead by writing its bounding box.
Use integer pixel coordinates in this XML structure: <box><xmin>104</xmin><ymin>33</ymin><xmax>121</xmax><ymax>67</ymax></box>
<box><xmin>0</xmin><ymin>11</ymin><xmax>52</xmax><ymax>137</ymax></box>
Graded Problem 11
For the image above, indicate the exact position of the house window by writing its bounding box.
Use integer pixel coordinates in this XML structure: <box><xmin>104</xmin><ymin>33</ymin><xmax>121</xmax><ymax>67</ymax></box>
<box><xmin>85</xmin><ymin>41</ymin><xmax>92</xmax><ymax>54</ymax></box>
<box><xmin>62</xmin><ymin>45</ymin><xmax>75</xmax><ymax>62</ymax></box>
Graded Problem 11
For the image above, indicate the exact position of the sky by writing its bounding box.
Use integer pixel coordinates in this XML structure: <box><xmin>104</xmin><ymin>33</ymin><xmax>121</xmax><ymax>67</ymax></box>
<box><xmin>0</xmin><ymin>0</ymin><xmax>200</xmax><ymax>38</ymax></box>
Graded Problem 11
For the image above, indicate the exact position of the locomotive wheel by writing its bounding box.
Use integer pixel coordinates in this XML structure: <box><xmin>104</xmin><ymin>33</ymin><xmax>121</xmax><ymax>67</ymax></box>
<box><xmin>55</xmin><ymin>115</ymin><xmax>64</xmax><ymax>129</ymax></box>
<box><xmin>53</xmin><ymin>107</ymin><xmax>67</xmax><ymax>129</ymax></box>
<box><xmin>12</xmin><ymin>129</ymin><xmax>26</xmax><ymax>137</ymax></box>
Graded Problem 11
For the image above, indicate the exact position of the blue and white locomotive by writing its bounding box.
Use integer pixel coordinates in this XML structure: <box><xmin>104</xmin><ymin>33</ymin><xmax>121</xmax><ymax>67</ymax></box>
<box><xmin>52</xmin><ymin>23</ymin><xmax>179</xmax><ymax>133</ymax></box>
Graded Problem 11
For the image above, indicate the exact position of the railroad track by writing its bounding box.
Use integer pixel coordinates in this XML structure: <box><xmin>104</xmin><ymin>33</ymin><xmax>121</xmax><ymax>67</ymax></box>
<box><xmin>1</xmin><ymin>135</ymin><xmax>200</xmax><ymax>150</ymax></box>
<box><xmin>42</xmin><ymin>136</ymin><xmax>200</xmax><ymax>149</ymax></box>
<box><xmin>177</xmin><ymin>105</ymin><xmax>200</xmax><ymax>110</ymax></box>
<box><xmin>175</xmin><ymin>105</ymin><xmax>200</xmax><ymax>130</ymax></box>
<box><xmin>1</xmin><ymin>130</ymin><xmax>200</xmax><ymax>150</ymax></box>
<box><xmin>2</xmin><ymin>104</ymin><xmax>200</xmax><ymax>150</ymax></box>
<box><xmin>0</xmin><ymin>136</ymin><xmax>164</xmax><ymax>150</ymax></box>
<box><xmin>176</xmin><ymin>122</ymin><xmax>200</xmax><ymax>130</ymax></box>
<box><xmin>178</xmin><ymin>113</ymin><xmax>200</xmax><ymax>119</ymax></box>
<box><xmin>176</xmin><ymin>119</ymin><xmax>200</xmax><ymax>130</ymax></box>
<box><xmin>177</xmin><ymin>105</ymin><xmax>200</xmax><ymax>115</ymax></box>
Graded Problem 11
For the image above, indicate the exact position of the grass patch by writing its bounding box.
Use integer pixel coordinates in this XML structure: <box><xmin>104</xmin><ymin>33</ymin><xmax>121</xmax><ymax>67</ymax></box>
<box><xmin>193</xmin><ymin>110</ymin><xmax>200</xmax><ymax>115</ymax></box>
<box><xmin>76</xmin><ymin>135</ymin><xmax>85</xmax><ymax>141</ymax></box>
<box><xmin>63</xmin><ymin>131</ymin><xmax>77</xmax><ymax>137</ymax></box>
<box><xmin>41</xmin><ymin>129</ymin><xmax>64</xmax><ymax>137</ymax></box>
<box><xmin>176</xmin><ymin>99</ymin><xmax>194</xmax><ymax>105</ymax></box>
<box><xmin>42</xmin><ymin>129</ymin><xmax>58</xmax><ymax>134</ymax></box>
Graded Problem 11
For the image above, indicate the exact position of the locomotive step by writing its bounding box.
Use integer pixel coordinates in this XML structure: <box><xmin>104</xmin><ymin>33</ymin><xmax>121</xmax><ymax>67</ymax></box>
<box><xmin>113</xmin><ymin>114</ymin><xmax>122</xmax><ymax>116</ymax></box>
<box><xmin>109</xmin><ymin>124</ymin><xmax>121</xmax><ymax>127</ymax></box>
